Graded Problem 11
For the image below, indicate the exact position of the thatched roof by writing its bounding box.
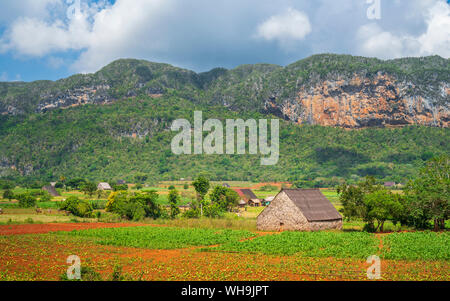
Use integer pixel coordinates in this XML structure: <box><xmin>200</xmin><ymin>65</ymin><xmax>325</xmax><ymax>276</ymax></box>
<box><xmin>282</xmin><ymin>189</ymin><xmax>342</xmax><ymax>222</ymax></box>
<box><xmin>42</xmin><ymin>185</ymin><xmax>60</xmax><ymax>197</ymax></box>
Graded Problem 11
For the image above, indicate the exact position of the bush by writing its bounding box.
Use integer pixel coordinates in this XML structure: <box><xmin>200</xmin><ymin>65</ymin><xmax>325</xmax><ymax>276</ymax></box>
<box><xmin>16</xmin><ymin>193</ymin><xmax>37</xmax><ymax>208</ymax></box>
<box><xmin>40</xmin><ymin>192</ymin><xmax>52</xmax><ymax>202</ymax></box>
<box><xmin>2</xmin><ymin>189</ymin><xmax>15</xmax><ymax>201</ymax></box>
<box><xmin>60</xmin><ymin>197</ymin><xmax>94</xmax><ymax>218</ymax></box>
<box><xmin>168</xmin><ymin>185</ymin><xmax>176</xmax><ymax>190</ymax></box>
<box><xmin>112</xmin><ymin>184</ymin><xmax>128</xmax><ymax>191</ymax></box>
<box><xmin>183</xmin><ymin>208</ymin><xmax>201</xmax><ymax>218</ymax></box>
<box><xmin>183</xmin><ymin>184</ymin><xmax>189</xmax><ymax>190</ymax></box>
<box><xmin>106</xmin><ymin>191</ymin><xmax>163</xmax><ymax>221</ymax></box>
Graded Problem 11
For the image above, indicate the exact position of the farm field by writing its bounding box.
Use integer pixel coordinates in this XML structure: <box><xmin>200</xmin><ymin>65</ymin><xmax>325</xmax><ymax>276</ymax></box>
<box><xmin>0</xmin><ymin>181</ymin><xmax>448</xmax><ymax>282</ymax></box>
<box><xmin>0</xmin><ymin>224</ymin><xmax>448</xmax><ymax>281</ymax></box>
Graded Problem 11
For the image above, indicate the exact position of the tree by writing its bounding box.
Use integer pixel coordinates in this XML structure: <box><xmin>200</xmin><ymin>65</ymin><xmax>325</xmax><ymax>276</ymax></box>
<box><xmin>405</xmin><ymin>155</ymin><xmax>449</xmax><ymax>230</ymax></box>
<box><xmin>337</xmin><ymin>176</ymin><xmax>382</xmax><ymax>222</ymax></box>
<box><xmin>2</xmin><ymin>189</ymin><xmax>15</xmax><ymax>201</ymax></box>
<box><xmin>168</xmin><ymin>189</ymin><xmax>181</xmax><ymax>219</ymax></box>
<box><xmin>183</xmin><ymin>184</ymin><xmax>189</xmax><ymax>190</ymax></box>
<box><xmin>81</xmin><ymin>182</ymin><xmax>97</xmax><ymax>197</ymax></box>
<box><xmin>66</xmin><ymin>178</ymin><xmax>87</xmax><ymax>190</ymax></box>
<box><xmin>192</xmin><ymin>176</ymin><xmax>210</xmax><ymax>201</ymax></box>
<box><xmin>210</xmin><ymin>186</ymin><xmax>240</xmax><ymax>212</ymax></box>
<box><xmin>192</xmin><ymin>175</ymin><xmax>210</xmax><ymax>216</ymax></box>
<box><xmin>60</xmin><ymin>196</ymin><xmax>94</xmax><ymax>218</ymax></box>
<box><xmin>16</xmin><ymin>193</ymin><xmax>37</xmax><ymax>208</ymax></box>
<box><xmin>363</xmin><ymin>190</ymin><xmax>404</xmax><ymax>232</ymax></box>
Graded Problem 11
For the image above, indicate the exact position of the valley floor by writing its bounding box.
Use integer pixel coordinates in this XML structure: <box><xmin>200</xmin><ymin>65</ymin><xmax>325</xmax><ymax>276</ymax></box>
<box><xmin>0</xmin><ymin>223</ymin><xmax>448</xmax><ymax>281</ymax></box>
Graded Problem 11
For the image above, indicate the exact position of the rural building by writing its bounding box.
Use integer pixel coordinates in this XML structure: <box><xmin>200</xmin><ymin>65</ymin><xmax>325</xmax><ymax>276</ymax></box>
<box><xmin>222</xmin><ymin>183</ymin><xmax>231</xmax><ymax>188</ymax></box>
<box><xmin>233</xmin><ymin>188</ymin><xmax>261</xmax><ymax>207</ymax></box>
<box><xmin>384</xmin><ymin>182</ymin><xmax>396</xmax><ymax>188</ymax></box>
<box><xmin>50</xmin><ymin>182</ymin><xmax>57</xmax><ymax>187</ymax></box>
<box><xmin>97</xmin><ymin>182</ymin><xmax>112</xmax><ymax>191</ymax></box>
<box><xmin>238</xmin><ymin>200</ymin><xmax>247</xmax><ymax>208</ymax></box>
<box><xmin>257</xmin><ymin>189</ymin><xmax>343</xmax><ymax>231</ymax></box>
<box><xmin>117</xmin><ymin>179</ymin><xmax>126</xmax><ymax>185</ymax></box>
<box><xmin>42</xmin><ymin>185</ymin><xmax>61</xmax><ymax>197</ymax></box>
<box><xmin>263</xmin><ymin>196</ymin><xmax>275</xmax><ymax>206</ymax></box>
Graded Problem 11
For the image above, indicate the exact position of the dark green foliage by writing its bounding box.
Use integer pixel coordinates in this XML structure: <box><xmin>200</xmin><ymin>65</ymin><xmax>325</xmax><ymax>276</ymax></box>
<box><xmin>106</xmin><ymin>191</ymin><xmax>163</xmax><ymax>221</ymax></box>
<box><xmin>192</xmin><ymin>175</ymin><xmax>210</xmax><ymax>201</ymax></box>
<box><xmin>60</xmin><ymin>196</ymin><xmax>94</xmax><ymax>217</ymax></box>
<box><xmin>404</xmin><ymin>155</ymin><xmax>449</xmax><ymax>230</ymax></box>
<box><xmin>210</xmin><ymin>186</ymin><xmax>240</xmax><ymax>212</ymax></box>
<box><xmin>81</xmin><ymin>181</ymin><xmax>97</xmax><ymax>197</ymax></box>
<box><xmin>112</xmin><ymin>184</ymin><xmax>128</xmax><ymax>191</ymax></box>
<box><xmin>168</xmin><ymin>189</ymin><xmax>181</xmax><ymax>219</ymax></box>
<box><xmin>2</xmin><ymin>189</ymin><xmax>14</xmax><ymax>201</ymax></box>
<box><xmin>16</xmin><ymin>193</ymin><xmax>37</xmax><ymax>208</ymax></box>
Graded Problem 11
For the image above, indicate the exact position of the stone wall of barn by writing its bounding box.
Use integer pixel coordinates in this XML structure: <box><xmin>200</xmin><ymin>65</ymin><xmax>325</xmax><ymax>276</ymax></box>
<box><xmin>257</xmin><ymin>191</ymin><xmax>343</xmax><ymax>231</ymax></box>
<box><xmin>257</xmin><ymin>191</ymin><xmax>309</xmax><ymax>231</ymax></box>
<box><xmin>308</xmin><ymin>219</ymin><xmax>343</xmax><ymax>231</ymax></box>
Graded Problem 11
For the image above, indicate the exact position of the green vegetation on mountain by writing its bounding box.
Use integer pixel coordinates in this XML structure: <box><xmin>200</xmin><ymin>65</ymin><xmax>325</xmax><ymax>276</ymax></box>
<box><xmin>0</xmin><ymin>54</ymin><xmax>448</xmax><ymax>183</ymax></box>
<box><xmin>0</xmin><ymin>93</ymin><xmax>448</xmax><ymax>184</ymax></box>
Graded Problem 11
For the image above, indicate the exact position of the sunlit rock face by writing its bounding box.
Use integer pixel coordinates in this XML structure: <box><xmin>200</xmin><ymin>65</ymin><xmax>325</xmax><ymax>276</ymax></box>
<box><xmin>278</xmin><ymin>73</ymin><xmax>449</xmax><ymax>128</ymax></box>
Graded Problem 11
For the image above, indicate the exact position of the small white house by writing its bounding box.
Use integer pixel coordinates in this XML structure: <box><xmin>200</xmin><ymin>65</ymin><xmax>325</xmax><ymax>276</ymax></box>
<box><xmin>97</xmin><ymin>182</ymin><xmax>112</xmax><ymax>191</ymax></box>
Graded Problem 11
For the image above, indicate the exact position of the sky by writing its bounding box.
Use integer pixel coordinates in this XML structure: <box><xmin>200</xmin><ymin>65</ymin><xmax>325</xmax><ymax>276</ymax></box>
<box><xmin>0</xmin><ymin>0</ymin><xmax>449</xmax><ymax>82</ymax></box>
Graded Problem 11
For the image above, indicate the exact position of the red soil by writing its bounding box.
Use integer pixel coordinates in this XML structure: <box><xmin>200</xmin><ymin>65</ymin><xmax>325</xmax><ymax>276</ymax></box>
<box><xmin>0</xmin><ymin>222</ymin><xmax>151</xmax><ymax>236</ymax></box>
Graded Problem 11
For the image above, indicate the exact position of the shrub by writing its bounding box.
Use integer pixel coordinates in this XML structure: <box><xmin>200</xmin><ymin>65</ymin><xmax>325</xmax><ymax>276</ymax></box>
<box><xmin>40</xmin><ymin>192</ymin><xmax>52</xmax><ymax>202</ymax></box>
<box><xmin>16</xmin><ymin>193</ymin><xmax>37</xmax><ymax>208</ymax></box>
<box><xmin>106</xmin><ymin>191</ymin><xmax>163</xmax><ymax>221</ymax></box>
<box><xmin>112</xmin><ymin>184</ymin><xmax>128</xmax><ymax>191</ymax></box>
<box><xmin>183</xmin><ymin>184</ymin><xmax>189</xmax><ymax>190</ymax></box>
<box><xmin>168</xmin><ymin>185</ymin><xmax>176</xmax><ymax>190</ymax></box>
<box><xmin>60</xmin><ymin>197</ymin><xmax>94</xmax><ymax>218</ymax></box>
<box><xmin>2</xmin><ymin>189</ymin><xmax>15</xmax><ymax>201</ymax></box>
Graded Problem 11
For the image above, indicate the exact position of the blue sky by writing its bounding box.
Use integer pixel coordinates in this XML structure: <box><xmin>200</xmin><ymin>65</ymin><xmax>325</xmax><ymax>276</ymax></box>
<box><xmin>0</xmin><ymin>0</ymin><xmax>449</xmax><ymax>82</ymax></box>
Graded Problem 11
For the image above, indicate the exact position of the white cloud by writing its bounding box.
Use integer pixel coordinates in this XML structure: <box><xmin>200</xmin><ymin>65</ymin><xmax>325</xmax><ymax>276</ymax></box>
<box><xmin>0</xmin><ymin>72</ymin><xmax>7</xmax><ymax>81</ymax></box>
<box><xmin>256</xmin><ymin>8</ymin><xmax>312</xmax><ymax>44</ymax></box>
<box><xmin>356</xmin><ymin>1</ymin><xmax>450</xmax><ymax>59</ymax></box>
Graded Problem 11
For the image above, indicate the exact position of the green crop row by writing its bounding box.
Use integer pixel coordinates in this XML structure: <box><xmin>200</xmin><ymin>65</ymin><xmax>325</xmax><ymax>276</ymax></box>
<box><xmin>212</xmin><ymin>231</ymin><xmax>379</xmax><ymax>259</ymax></box>
<box><xmin>59</xmin><ymin>226</ymin><xmax>255</xmax><ymax>249</ymax></box>
<box><xmin>382</xmin><ymin>232</ymin><xmax>450</xmax><ymax>261</ymax></box>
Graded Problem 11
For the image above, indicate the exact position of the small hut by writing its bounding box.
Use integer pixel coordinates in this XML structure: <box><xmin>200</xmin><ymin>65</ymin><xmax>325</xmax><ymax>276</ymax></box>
<box><xmin>42</xmin><ymin>185</ymin><xmax>61</xmax><ymax>197</ymax></box>
<box><xmin>257</xmin><ymin>189</ymin><xmax>342</xmax><ymax>231</ymax></box>
<box><xmin>117</xmin><ymin>179</ymin><xmax>126</xmax><ymax>185</ymax></box>
<box><xmin>248</xmin><ymin>199</ymin><xmax>262</xmax><ymax>207</ymax></box>
<box><xmin>222</xmin><ymin>183</ymin><xmax>231</xmax><ymax>188</ymax></box>
<box><xmin>238</xmin><ymin>200</ymin><xmax>247</xmax><ymax>208</ymax></box>
<box><xmin>263</xmin><ymin>196</ymin><xmax>275</xmax><ymax>206</ymax></box>
<box><xmin>97</xmin><ymin>182</ymin><xmax>112</xmax><ymax>191</ymax></box>
<box><xmin>384</xmin><ymin>182</ymin><xmax>396</xmax><ymax>188</ymax></box>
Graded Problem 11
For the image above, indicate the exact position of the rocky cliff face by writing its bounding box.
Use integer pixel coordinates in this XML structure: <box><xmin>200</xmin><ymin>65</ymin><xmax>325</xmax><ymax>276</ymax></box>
<box><xmin>271</xmin><ymin>73</ymin><xmax>449</xmax><ymax>128</ymax></box>
<box><xmin>1</xmin><ymin>55</ymin><xmax>448</xmax><ymax>129</ymax></box>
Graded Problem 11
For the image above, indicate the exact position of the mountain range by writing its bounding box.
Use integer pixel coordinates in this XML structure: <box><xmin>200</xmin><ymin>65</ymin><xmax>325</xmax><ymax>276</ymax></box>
<box><xmin>0</xmin><ymin>54</ymin><xmax>448</xmax><ymax>184</ymax></box>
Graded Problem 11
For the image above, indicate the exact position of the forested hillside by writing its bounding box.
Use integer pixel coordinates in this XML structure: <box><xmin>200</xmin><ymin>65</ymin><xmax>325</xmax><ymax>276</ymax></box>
<box><xmin>0</xmin><ymin>54</ymin><xmax>448</xmax><ymax>184</ymax></box>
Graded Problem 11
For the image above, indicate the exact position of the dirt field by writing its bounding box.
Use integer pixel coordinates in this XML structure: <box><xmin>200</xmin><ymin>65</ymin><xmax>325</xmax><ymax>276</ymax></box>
<box><xmin>0</xmin><ymin>223</ymin><xmax>448</xmax><ymax>281</ymax></box>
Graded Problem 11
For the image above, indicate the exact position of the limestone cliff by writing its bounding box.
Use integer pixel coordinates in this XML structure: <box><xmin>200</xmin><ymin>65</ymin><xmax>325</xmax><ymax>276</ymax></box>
<box><xmin>274</xmin><ymin>73</ymin><xmax>449</xmax><ymax>128</ymax></box>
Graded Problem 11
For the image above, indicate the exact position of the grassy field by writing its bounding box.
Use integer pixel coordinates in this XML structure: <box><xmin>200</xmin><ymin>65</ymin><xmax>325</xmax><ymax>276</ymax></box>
<box><xmin>0</xmin><ymin>182</ymin><xmax>448</xmax><ymax>281</ymax></box>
